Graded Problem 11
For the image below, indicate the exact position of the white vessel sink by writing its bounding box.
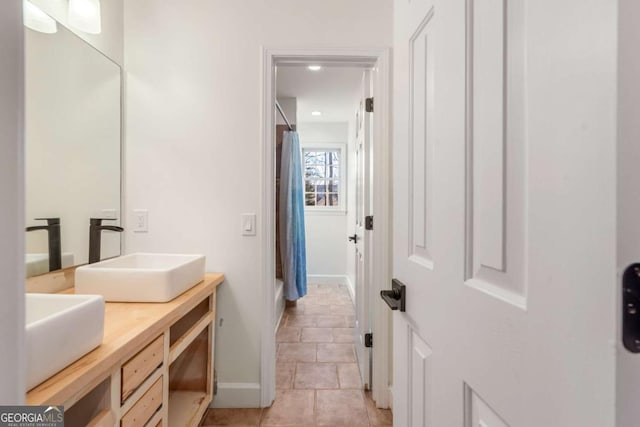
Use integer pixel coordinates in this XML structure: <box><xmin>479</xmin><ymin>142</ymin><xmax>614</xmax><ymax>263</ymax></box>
<box><xmin>25</xmin><ymin>253</ymin><xmax>75</xmax><ymax>278</ymax></box>
<box><xmin>74</xmin><ymin>253</ymin><xmax>206</xmax><ymax>302</ymax></box>
<box><xmin>26</xmin><ymin>293</ymin><xmax>105</xmax><ymax>391</ymax></box>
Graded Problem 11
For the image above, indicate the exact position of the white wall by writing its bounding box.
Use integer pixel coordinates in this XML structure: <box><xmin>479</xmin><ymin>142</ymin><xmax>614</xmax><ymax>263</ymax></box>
<box><xmin>304</xmin><ymin>214</ymin><xmax>347</xmax><ymax>278</ymax></box>
<box><xmin>298</xmin><ymin>122</ymin><xmax>349</xmax><ymax>279</ymax></box>
<box><xmin>30</xmin><ymin>0</ymin><xmax>124</xmax><ymax>65</ymax></box>
<box><xmin>124</xmin><ymin>0</ymin><xmax>392</xmax><ymax>407</ymax></box>
<box><xmin>0</xmin><ymin>0</ymin><xmax>25</xmax><ymax>404</ymax></box>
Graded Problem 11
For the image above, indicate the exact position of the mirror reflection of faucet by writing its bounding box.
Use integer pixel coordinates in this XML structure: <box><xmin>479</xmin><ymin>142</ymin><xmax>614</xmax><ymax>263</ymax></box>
<box><xmin>89</xmin><ymin>218</ymin><xmax>124</xmax><ymax>264</ymax></box>
<box><xmin>25</xmin><ymin>218</ymin><xmax>62</xmax><ymax>272</ymax></box>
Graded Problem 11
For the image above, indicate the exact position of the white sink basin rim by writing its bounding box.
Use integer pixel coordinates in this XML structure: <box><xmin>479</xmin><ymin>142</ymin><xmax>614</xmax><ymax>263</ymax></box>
<box><xmin>26</xmin><ymin>293</ymin><xmax>105</xmax><ymax>391</ymax></box>
<box><xmin>74</xmin><ymin>253</ymin><xmax>206</xmax><ymax>303</ymax></box>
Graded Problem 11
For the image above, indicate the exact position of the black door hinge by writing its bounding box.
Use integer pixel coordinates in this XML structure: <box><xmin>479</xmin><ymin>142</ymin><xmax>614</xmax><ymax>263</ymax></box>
<box><xmin>365</xmin><ymin>97</ymin><xmax>374</xmax><ymax>113</ymax></box>
<box><xmin>214</xmin><ymin>369</ymin><xmax>218</xmax><ymax>395</ymax></box>
<box><xmin>364</xmin><ymin>333</ymin><xmax>373</xmax><ymax>348</ymax></box>
<box><xmin>365</xmin><ymin>216</ymin><xmax>374</xmax><ymax>230</ymax></box>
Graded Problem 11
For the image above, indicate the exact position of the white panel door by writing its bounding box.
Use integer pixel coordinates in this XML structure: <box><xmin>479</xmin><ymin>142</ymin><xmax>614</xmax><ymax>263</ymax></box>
<box><xmin>354</xmin><ymin>70</ymin><xmax>373</xmax><ymax>389</ymax></box>
<box><xmin>393</xmin><ymin>0</ymin><xmax>617</xmax><ymax>426</ymax></box>
<box><xmin>617</xmin><ymin>1</ymin><xmax>640</xmax><ymax>424</ymax></box>
<box><xmin>393</xmin><ymin>0</ymin><xmax>465</xmax><ymax>423</ymax></box>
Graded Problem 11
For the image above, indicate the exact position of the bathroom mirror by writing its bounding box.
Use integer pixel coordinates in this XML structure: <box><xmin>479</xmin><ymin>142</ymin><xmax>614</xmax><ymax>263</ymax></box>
<box><xmin>24</xmin><ymin>16</ymin><xmax>121</xmax><ymax>278</ymax></box>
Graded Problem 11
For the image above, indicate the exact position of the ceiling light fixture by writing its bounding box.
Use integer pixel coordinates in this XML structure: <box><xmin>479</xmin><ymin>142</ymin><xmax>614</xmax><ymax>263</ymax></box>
<box><xmin>307</xmin><ymin>65</ymin><xmax>322</xmax><ymax>71</ymax></box>
<box><xmin>311</xmin><ymin>111</ymin><xmax>322</xmax><ymax>116</ymax></box>
<box><xmin>23</xmin><ymin>0</ymin><xmax>57</xmax><ymax>34</ymax></box>
<box><xmin>68</xmin><ymin>0</ymin><xmax>102</xmax><ymax>34</ymax></box>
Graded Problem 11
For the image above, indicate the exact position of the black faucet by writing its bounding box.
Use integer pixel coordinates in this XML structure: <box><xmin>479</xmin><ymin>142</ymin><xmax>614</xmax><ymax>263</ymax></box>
<box><xmin>25</xmin><ymin>217</ymin><xmax>62</xmax><ymax>272</ymax></box>
<box><xmin>89</xmin><ymin>218</ymin><xmax>124</xmax><ymax>264</ymax></box>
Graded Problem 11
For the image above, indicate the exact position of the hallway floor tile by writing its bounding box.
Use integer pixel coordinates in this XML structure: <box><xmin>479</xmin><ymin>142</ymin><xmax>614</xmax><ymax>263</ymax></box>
<box><xmin>202</xmin><ymin>284</ymin><xmax>392</xmax><ymax>427</ymax></box>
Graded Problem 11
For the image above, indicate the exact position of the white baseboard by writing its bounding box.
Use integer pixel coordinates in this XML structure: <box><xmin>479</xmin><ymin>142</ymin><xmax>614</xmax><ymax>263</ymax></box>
<box><xmin>307</xmin><ymin>274</ymin><xmax>349</xmax><ymax>286</ymax></box>
<box><xmin>275</xmin><ymin>306</ymin><xmax>285</xmax><ymax>332</ymax></box>
<box><xmin>345</xmin><ymin>276</ymin><xmax>355</xmax><ymax>302</ymax></box>
<box><xmin>210</xmin><ymin>382</ymin><xmax>262</xmax><ymax>408</ymax></box>
<box><xmin>388</xmin><ymin>386</ymin><xmax>393</xmax><ymax>410</ymax></box>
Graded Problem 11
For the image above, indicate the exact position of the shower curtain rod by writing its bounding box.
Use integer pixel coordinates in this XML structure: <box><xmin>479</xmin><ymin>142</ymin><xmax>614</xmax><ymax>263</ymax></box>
<box><xmin>275</xmin><ymin>100</ymin><xmax>293</xmax><ymax>131</ymax></box>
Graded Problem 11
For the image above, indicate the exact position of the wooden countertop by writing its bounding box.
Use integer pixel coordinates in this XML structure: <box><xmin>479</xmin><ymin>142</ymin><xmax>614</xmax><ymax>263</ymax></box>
<box><xmin>26</xmin><ymin>273</ymin><xmax>224</xmax><ymax>406</ymax></box>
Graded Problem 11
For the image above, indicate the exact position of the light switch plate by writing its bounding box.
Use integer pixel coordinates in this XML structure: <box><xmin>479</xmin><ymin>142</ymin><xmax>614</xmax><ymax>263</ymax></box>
<box><xmin>133</xmin><ymin>209</ymin><xmax>148</xmax><ymax>233</ymax></box>
<box><xmin>241</xmin><ymin>213</ymin><xmax>256</xmax><ymax>236</ymax></box>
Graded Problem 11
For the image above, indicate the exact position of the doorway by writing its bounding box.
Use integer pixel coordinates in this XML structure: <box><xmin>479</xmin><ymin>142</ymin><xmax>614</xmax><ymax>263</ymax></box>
<box><xmin>259</xmin><ymin>49</ymin><xmax>392</xmax><ymax>415</ymax></box>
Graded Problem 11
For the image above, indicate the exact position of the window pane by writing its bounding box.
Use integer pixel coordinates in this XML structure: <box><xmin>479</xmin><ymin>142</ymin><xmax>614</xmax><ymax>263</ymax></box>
<box><xmin>305</xmin><ymin>165</ymin><xmax>325</xmax><ymax>179</ymax></box>
<box><xmin>303</xmin><ymin>149</ymin><xmax>341</xmax><ymax>209</ymax></box>
<box><xmin>305</xmin><ymin>151</ymin><xmax>324</xmax><ymax>164</ymax></box>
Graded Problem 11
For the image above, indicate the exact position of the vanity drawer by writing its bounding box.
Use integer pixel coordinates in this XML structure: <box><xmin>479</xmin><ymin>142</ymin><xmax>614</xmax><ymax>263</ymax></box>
<box><xmin>122</xmin><ymin>335</ymin><xmax>164</xmax><ymax>401</ymax></box>
<box><xmin>121</xmin><ymin>377</ymin><xmax>163</xmax><ymax>427</ymax></box>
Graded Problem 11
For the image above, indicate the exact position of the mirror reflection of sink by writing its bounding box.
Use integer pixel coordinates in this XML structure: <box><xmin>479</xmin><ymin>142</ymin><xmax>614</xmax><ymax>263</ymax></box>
<box><xmin>26</xmin><ymin>293</ymin><xmax>105</xmax><ymax>391</ymax></box>
<box><xmin>75</xmin><ymin>253</ymin><xmax>206</xmax><ymax>303</ymax></box>
<box><xmin>25</xmin><ymin>253</ymin><xmax>75</xmax><ymax>278</ymax></box>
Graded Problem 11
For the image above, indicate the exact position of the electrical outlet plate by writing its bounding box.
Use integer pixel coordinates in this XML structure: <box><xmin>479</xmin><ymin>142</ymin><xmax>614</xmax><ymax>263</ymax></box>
<box><xmin>133</xmin><ymin>209</ymin><xmax>148</xmax><ymax>233</ymax></box>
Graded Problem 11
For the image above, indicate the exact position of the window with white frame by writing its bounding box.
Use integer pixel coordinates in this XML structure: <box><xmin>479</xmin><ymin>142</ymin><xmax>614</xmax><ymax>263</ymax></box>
<box><xmin>303</xmin><ymin>147</ymin><xmax>344</xmax><ymax>209</ymax></box>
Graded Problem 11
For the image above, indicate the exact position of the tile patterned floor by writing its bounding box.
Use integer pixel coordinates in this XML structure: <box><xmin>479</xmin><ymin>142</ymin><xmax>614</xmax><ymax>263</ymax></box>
<box><xmin>201</xmin><ymin>284</ymin><xmax>393</xmax><ymax>427</ymax></box>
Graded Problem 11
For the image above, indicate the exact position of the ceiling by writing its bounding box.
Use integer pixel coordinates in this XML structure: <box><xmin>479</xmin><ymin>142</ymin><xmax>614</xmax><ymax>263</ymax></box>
<box><xmin>276</xmin><ymin>65</ymin><xmax>364</xmax><ymax>123</ymax></box>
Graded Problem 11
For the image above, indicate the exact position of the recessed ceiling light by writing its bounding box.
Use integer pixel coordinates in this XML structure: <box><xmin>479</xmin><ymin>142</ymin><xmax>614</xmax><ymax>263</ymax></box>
<box><xmin>311</xmin><ymin>111</ymin><xmax>322</xmax><ymax>116</ymax></box>
<box><xmin>307</xmin><ymin>65</ymin><xmax>322</xmax><ymax>71</ymax></box>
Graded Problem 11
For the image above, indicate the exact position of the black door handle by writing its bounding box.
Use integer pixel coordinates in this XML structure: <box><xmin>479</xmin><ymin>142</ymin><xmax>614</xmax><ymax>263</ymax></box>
<box><xmin>380</xmin><ymin>279</ymin><xmax>406</xmax><ymax>312</ymax></box>
<box><xmin>348</xmin><ymin>234</ymin><xmax>358</xmax><ymax>244</ymax></box>
<box><xmin>623</xmin><ymin>263</ymin><xmax>640</xmax><ymax>353</ymax></box>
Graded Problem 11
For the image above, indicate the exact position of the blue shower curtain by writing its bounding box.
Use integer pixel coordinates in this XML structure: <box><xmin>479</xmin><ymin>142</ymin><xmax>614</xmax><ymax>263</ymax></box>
<box><xmin>279</xmin><ymin>131</ymin><xmax>308</xmax><ymax>301</ymax></box>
